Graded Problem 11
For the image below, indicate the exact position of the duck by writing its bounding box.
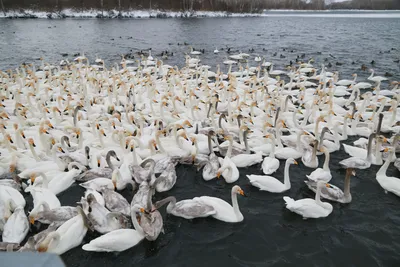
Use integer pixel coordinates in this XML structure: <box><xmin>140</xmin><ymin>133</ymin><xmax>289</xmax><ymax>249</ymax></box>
<box><xmin>247</xmin><ymin>158</ymin><xmax>297</xmax><ymax>193</ymax></box>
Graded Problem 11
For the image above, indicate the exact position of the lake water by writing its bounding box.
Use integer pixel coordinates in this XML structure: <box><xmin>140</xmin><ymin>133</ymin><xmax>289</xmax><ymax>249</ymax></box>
<box><xmin>1</xmin><ymin>12</ymin><xmax>400</xmax><ymax>267</ymax></box>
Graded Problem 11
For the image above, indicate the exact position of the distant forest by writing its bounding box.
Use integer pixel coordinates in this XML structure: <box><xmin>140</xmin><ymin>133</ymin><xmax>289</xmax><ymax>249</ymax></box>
<box><xmin>1</xmin><ymin>0</ymin><xmax>399</xmax><ymax>13</ymax></box>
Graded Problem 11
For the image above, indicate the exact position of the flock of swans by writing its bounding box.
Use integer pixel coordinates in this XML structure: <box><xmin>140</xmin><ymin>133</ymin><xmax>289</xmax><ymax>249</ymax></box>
<box><xmin>0</xmin><ymin>51</ymin><xmax>399</xmax><ymax>254</ymax></box>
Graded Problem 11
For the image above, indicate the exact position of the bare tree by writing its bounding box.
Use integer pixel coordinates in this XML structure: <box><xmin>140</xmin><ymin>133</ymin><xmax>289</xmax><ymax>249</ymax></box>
<box><xmin>0</xmin><ymin>0</ymin><xmax>6</xmax><ymax>16</ymax></box>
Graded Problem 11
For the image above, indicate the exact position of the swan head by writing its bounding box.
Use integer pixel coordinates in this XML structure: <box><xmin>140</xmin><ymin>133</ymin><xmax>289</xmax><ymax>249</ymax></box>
<box><xmin>179</xmin><ymin>132</ymin><xmax>189</xmax><ymax>141</ymax></box>
<box><xmin>28</xmin><ymin>138</ymin><xmax>36</xmax><ymax>147</ymax></box>
<box><xmin>182</xmin><ymin>120</ymin><xmax>193</xmax><ymax>128</ymax></box>
<box><xmin>5</xmin><ymin>134</ymin><xmax>13</xmax><ymax>144</ymax></box>
<box><xmin>99</xmin><ymin>128</ymin><xmax>107</xmax><ymax>137</ymax></box>
<box><xmin>232</xmin><ymin>185</ymin><xmax>245</xmax><ymax>196</ymax></box>
<box><xmin>346</xmin><ymin>168</ymin><xmax>356</xmax><ymax>177</ymax></box>
<box><xmin>223</xmin><ymin>135</ymin><xmax>233</xmax><ymax>141</ymax></box>
<box><xmin>287</xmin><ymin>158</ymin><xmax>298</xmax><ymax>165</ymax></box>
<box><xmin>39</xmin><ymin>126</ymin><xmax>49</xmax><ymax>135</ymax></box>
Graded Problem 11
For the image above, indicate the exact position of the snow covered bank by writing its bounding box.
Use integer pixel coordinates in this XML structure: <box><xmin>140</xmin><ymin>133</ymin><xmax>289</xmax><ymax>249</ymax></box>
<box><xmin>1</xmin><ymin>9</ymin><xmax>399</xmax><ymax>19</ymax></box>
<box><xmin>0</xmin><ymin>9</ymin><xmax>262</xmax><ymax>19</ymax></box>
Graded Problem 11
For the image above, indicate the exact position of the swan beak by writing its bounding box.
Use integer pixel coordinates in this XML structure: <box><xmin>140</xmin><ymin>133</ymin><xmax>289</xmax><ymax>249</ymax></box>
<box><xmin>116</xmin><ymin>156</ymin><xmax>120</xmax><ymax>161</ymax></box>
<box><xmin>58</xmin><ymin>147</ymin><xmax>65</xmax><ymax>153</ymax></box>
<box><xmin>191</xmin><ymin>155</ymin><xmax>196</xmax><ymax>163</ymax></box>
<box><xmin>216</xmin><ymin>172</ymin><xmax>221</xmax><ymax>178</ymax></box>
<box><xmin>383</xmin><ymin>137</ymin><xmax>388</xmax><ymax>143</ymax></box>
<box><xmin>383</xmin><ymin>147</ymin><xmax>389</xmax><ymax>152</ymax></box>
<box><xmin>326</xmin><ymin>183</ymin><xmax>333</xmax><ymax>188</ymax></box>
<box><xmin>139</xmin><ymin>208</ymin><xmax>145</xmax><ymax>213</ymax></box>
<box><xmin>294</xmin><ymin>160</ymin><xmax>298</xmax><ymax>165</ymax></box>
<box><xmin>30</xmin><ymin>175</ymin><xmax>35</xmax><ymax>184</ymax></box>
<box><xmin>238</xmin><ymin>189</ymin><xmax>245</xmax><ymax>196</ymax></box>
<box><xmin>97</xmin><ymin>160</ymin><xmax>101</xmax><ymax>167</ymax></box>
<box><xmin>21</xmin><ymin>132</ymin><xmax>26</xmax><ymax>139</ymax></box>
<box><xmin>130</xmin><ymin>146</ymin><xmax>134</xmax><ymax>152</ymax></box>
<box><xmin>112</xmin><ymin>181</ymin><xmax>117</xmax><ymax>189</ymax></box>
<box><xmin>29</xmin><ymin>216</ymin><xmax>35</xmax><ymax>225</ymax></box>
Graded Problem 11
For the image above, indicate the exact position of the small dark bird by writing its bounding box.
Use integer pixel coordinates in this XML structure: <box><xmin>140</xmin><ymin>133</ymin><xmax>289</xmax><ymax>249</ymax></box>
<box><xmin>371</xmin><ymin>60</ymin><xmax>375</xmax><ymax>65</ymax></box>
<box><xmin>384</xmin><ymin>72</ymin><xmax>393</xmax><ymax>77</ymax></box>
<box><xmin>361</xmin><ymin>64</ymin><xmax>368</xmax><ymax>71</ymax></box>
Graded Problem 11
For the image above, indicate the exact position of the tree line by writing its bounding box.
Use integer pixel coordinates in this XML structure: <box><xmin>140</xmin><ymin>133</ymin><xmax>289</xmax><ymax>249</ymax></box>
<box><xmin>1</xmin><ymin>0</ymin><xmax>399</xmax><ymax>12</ymax></box>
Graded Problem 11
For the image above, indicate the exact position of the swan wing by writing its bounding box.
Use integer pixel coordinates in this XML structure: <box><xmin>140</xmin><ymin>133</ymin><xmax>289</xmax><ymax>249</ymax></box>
<box><xmin>82</xmin><ymin>229</ymin><xmax>143</xmax><ymax>252</ymax></box>
<box><xmin>247</xmin><ymin>175</ymin><xmax>287</xmax><ymax>192</ymax></box>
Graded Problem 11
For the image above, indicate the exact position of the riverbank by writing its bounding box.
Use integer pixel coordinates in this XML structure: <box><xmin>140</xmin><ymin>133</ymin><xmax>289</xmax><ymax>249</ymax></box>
<box><xmin>1</xmin><ymin>9</ymin><xmax>400</xmax><ymax>19</ymax></box>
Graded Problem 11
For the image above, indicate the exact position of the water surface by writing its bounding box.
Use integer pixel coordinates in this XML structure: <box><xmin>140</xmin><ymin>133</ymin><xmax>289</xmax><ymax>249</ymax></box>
<box><xmin>0</xmin><ymin>15</ymin><xmax>400</xmax><ymax>267</ymax></box>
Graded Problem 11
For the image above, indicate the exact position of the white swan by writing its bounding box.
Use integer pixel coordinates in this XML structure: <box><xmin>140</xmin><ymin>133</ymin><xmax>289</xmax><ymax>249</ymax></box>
<box><xmin>283</xmin><ymin>181</ymin><xmax>333</xmax><ymax>219</ymax></box>
<box><xmin>376</xmin><ymin>149</ymin><xmax>400</xmax><ymax>197</ymax></box>
<box><xmin>198</xmin><ymin>185</ymin><xmax>245</xmax><ymax>223</ymax></box>
<box><xmin>37</xmin><ymin>207</ymin><xmax>89</xmax><ymax>255</ymax></box>
<box><xmin>306</xmin><ymin>146</ymin><xmax>332</xmax><ymax>182</ymax></box>
<box><xmin>247</xmin><ymin>158</ymin><xmax>297</xmax><ymax>193</ymax></box>
<box><xmin>82</xmin><ymin>205</ymin><xmax>145</xmax><ymax>252</ymax></box>
<box><xmin>153</xmin><ymin>196</ymin><xmax>216</xmax><ymax>220</ymax></box>
<box><xmin>305</xmin><ymin>168</ymin><xmax>355</xmax><ymax>203</ymax></box>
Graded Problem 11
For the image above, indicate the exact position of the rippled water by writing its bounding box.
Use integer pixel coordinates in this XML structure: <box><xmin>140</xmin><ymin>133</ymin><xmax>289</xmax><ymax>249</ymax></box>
<box><xmin>1</xmin><ymin>14</ymin><xmax>400</xmax><ymax>267</ymax></box>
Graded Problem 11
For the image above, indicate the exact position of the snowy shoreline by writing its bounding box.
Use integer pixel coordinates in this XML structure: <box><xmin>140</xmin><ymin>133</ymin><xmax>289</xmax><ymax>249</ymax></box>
<box><xmin>1</xmin><ymin>9</ymin><xmax>399</xmax><ymax>19</ymax></box>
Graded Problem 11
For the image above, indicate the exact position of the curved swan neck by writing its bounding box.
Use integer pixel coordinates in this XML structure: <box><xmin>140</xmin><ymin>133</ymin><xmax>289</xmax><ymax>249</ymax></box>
<box><xmin>243</xmin><ymin>130</ymin><xmax>250</xmax><ymax>154</ymax></box>
<box><xmin>344</xmin><ymin>170</ymin><xmax>352</xmax><ymax>197</ymax></box>
<box><xmin>315</xmin><ymin>182</ymin><xmax>323</xmax><ymax>204</ymax></box>
<box><xmin>366</xmin><ymin>133</ymin><xmax>376</xmax><ymax>161</ymax></box>
<box><xmin>106</xmin><ymin>151</ymin><xmax>115</xmax><ymax>170</ymax></box>
<box><xmin>377</xmin><ymin>152</ymin><xmax>393</xmax><ymax>177</ymax></box>
<box><xmin>231</xmin><ymin>191</ymin><xmax>242</xmax><ymax>220</ymax></box>
<box><xmin>226</xmin><ymin>138</ymin><xmax>233</xmax><ymax>158</ymax></box>
<box><xmin>283</xmin><ymin>160</ymin><xmax>292</xmax><ymax>187</ymax></box>
<box><xmin>322</xmin><ymin>149</ymin><xmax>330</xmax><ymax>171</ymax></box>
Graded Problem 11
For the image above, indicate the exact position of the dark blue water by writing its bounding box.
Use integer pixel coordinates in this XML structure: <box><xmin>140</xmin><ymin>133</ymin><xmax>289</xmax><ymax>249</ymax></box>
<box><xmin>0</xmin><ymin>15</ymin><xmax>400</xmax><ymax>267</ymax></box>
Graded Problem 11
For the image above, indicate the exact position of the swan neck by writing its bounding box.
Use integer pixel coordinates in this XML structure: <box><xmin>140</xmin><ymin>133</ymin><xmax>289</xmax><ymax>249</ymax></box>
<box><xmin>323</xmin><ymin>149</ymin><xmax>330</xmax><ymax>171</ymax></box>
<box><xmin>231</xmin><ymin>191</ymin><xmax>242</xmax><ymax>220</ymax></box>
<box><xmin>283</xmin><ymin>161</ymin><xmax>291</xmax><ymax>188</ymax></box>
<box><xmin>344</xmin><ymin>173</ymin><xmax>351</xmax><ymax>197</ymax></box>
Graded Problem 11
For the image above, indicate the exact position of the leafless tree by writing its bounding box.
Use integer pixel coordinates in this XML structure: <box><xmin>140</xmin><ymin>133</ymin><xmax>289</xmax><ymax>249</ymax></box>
<box><xmin>0</xmin><ymin>0</ymin><xmax>6</xmax><ymax>16</ymax></box>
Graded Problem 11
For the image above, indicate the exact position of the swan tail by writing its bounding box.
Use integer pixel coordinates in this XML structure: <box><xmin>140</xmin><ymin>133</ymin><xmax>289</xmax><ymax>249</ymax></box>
<box><xmin>283</xmin><ymin>196</ymin><xmax>295</xmax><ymax>207</ymax></box>
<box><xmin>82</xmin><ymin>243</ymin><xmax>109</xmax><ymax>252</ymax></box>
